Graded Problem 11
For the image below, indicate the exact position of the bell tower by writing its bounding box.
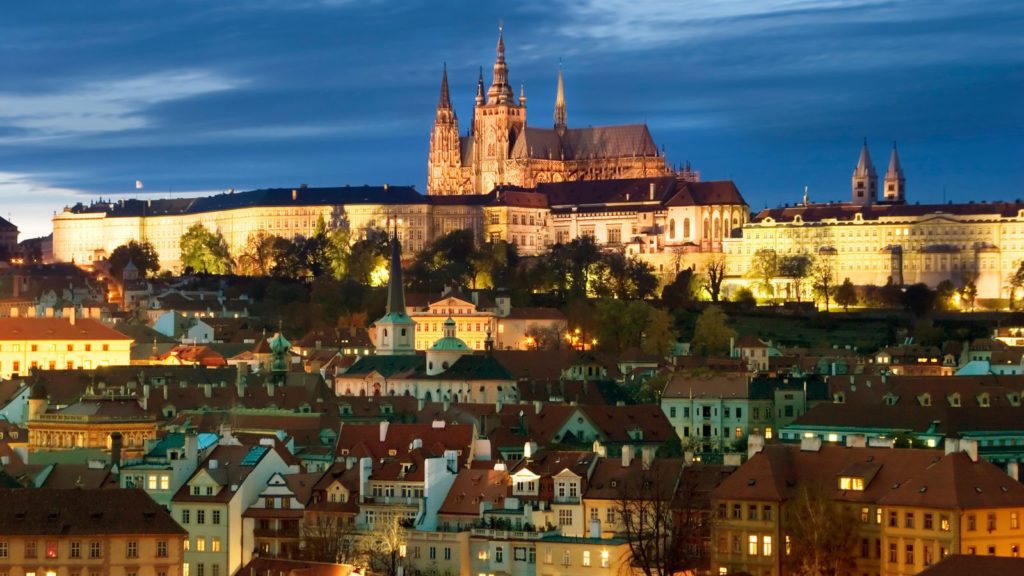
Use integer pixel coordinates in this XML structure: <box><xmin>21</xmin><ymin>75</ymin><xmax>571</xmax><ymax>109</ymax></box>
<box><xmin>472</xmin><ymin>23</ymin><xmax>527</xmax><ymax>194</ymax></box>
<box><xmin>883</xmin><ymin>142</ymin><xmax>906</xmax><ymax>203</ymax></box>
<box><xmin>851</xmin><ymin>139</ymin><xmax>878</xmax><ymax>206</ymax></box>
<box><xmin>427</xmin><ymin>64</ymin><xmax>464</xmax><ymax>196</ymax></box>
<box><xmin>374</xmin><ymin>230</ymin><xmax>416</xmax><ymax>356</ymax></box>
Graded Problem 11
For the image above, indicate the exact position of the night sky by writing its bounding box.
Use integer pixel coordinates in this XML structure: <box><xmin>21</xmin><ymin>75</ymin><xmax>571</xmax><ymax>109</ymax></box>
<box><xmin>0</xmin><ymin>0</ymin><xmax>1021</xmax><ymax>238</ymax></box>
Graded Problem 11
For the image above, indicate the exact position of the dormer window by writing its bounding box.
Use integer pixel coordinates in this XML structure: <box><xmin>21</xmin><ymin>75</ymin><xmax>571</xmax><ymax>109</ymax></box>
<box><xmin>192</xmin><ymin>485</ymin><xmax>201</xmax><ymax>496</ymax></box>
<box><xmin>839</xmin><ymin>476</ymin><xmax>865</xmax><ymax>491</ymax></box>
<box><xmin>949</xmin><ymin>393</ymin><xmax>961</xmax><ymax>407</ymax></box>
<box><xmin>978</xmin><ymin>393</ymin><xmax>991</xmax><ymax>408</ymax></box>
<box><xmin>1008</xmin><ymin>393</ymin><xmax>1021</xmax><ymax>407</ymax></box>
<box><xmin>918</xmin><ymin>393</ymin><xmax>932</xmax><ymax>407</ymax></box>
<box><xmin>884</xmin><ymin>393</ymin><xmax>899</xmax><ymax>406</ymax></box>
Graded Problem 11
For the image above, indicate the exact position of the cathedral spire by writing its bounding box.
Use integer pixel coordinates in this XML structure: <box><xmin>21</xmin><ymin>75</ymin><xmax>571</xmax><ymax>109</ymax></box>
<box><xmin>851</xmin><ymin>138</ymin><xmax>878</xmax><ymax>206</ymax></box>
<box><xmin>385</xmin><ymin>225</ymin><xmax>405</xmax><ymax>315</ymax></box>
<box><xmin>487</xmin><ymin>22</ymin><xmax>513</xmax><ymax>104</ymax></box>
<box><xmin>438</xmin><ymin>63</ymin><xmax>452</xmax><ymax>110</ymax></box>
<box><xmin>475</xmin><ymin>67</ymin><xmax>485</xmax><ymax>106</ymax></box>
<box><xmin>554</xmin><ymin>62</ymin><xmax>567</xmax><ymax>134</ymax></box>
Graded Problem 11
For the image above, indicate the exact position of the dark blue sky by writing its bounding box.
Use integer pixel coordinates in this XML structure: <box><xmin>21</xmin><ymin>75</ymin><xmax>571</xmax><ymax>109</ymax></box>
<box><xmin>0</xmin><ymin>0</ymin><xmax>1021</xmax><ymax>237</ymax></box>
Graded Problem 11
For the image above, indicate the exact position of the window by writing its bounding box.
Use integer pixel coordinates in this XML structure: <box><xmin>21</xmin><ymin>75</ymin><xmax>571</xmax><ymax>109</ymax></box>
<box><xmin>161</xmin><ymin>475</ymin><xmax>170</xmax><ymax>491</ymax></box>
<box><xmin>212</xmin><ymin>538</ymin><xmax>221</xmax><ymax>552</ymax></box>
<box><xmin>90</xmin><ymin>541</ymin><xmax>102</xmax><ymax>559</ymax></box>
<box><xmin>888</xmin><ymin>543</ymin><xmax>897</xmax><ymax>563</ymax></box>
<box><xmin>988</xmin><ymin>514</ymin><xmax>996</xmax><ymax>531</ymax></box>
<box><xmin>197</xmin><ymin>565</ymin><xmax>205</xmax><ymax>576</ymax></box>
<box><xmin>732</xmin><ymin>536</ymin><xmax>741</xmax><ymax>554</ymax></box>
<box><xmin>562</xmin><ymin>550</ymin><xmax>571</xmax><ymax>566</ymax></box>
<box><xmin>558</xmin><ymin>509</ymin><xmax>573</xmax><ymax>526</ymax></box>
<box><xmin>182</xmin><ymin>509</ymin><xmax>190</xmax><ymax>524</ymax></box>
<box><xmin>212</xmin><ymin>567</ymin><xmax>219</xmax><ymax>576</ymax></box>
<box><xmin>733</xmin><ymin>504</ymin><xmax>742</xmax><ymax>519</ymax></box>
<box><xmin>148</xmin><ymin>475</ymin><xmax>158</xmax><ymax>490</ymax></box>
<box><xmin>905</xmin><ymin>543</ymin><xmax>914</xmax><ymax>565</ymax></box>
<box><xmin>876</xmin><ymin>508</ymin><xmax>883</xmax><ymax>524</ymax></box>
<box><xmin>861</xmin><ymin>507</ymin><xmax>870</xmax><ymax>523</ymax></box>
<box><xmin>924</xmin><ymin>545</ymin><xmax>934</xmax><ymax>566</ymax></box>
<box><xmin>889</xmin><ymin>511</ymin><xmax>898</xmax><ymax>527</ymax></box>
<box><xmin>762</xmin><ymin>505</ymin><xmax>773</xmax><ymax>521</ymax></box>
<box><xmin>445</xmin><ymin>547</ymin><xmax>452</xmax><ymax>560</ymax></box>
<box><xmin>197</xmin><ymin>538</ymin><xmax>206</xmax><ymax>552</ymax></box>
<box><xmin>968</xmin><ymin>514</ymin><xmax>976</xmax><ymax>531</ymax></box>
<box><xmin>127</xmin><ymin>540</ymin><xmax>138</xmax><ymax>558</ymax></box>
<box><xmin>839</xmin><ymin>476</ymin><xmax>865</xmax><ymax>491</ymax></box>
<box><xmin>70</xmin><ymin>541</ymin><xmax>81</xmax><ymax>559</ymax></box>
<box><xmin>46</xmin><ymin>540</ymin><xmax>57</xmax><ymax>559</ymax></box>
<box><xmin>582</xmin><ymin>550</ymin><xmax>591</xmax><ymax>567</ymax></box>
<box><xmin>861</xmin><ymin>538</ymin><xmax>870</xmax><ymax>558</ymax></box>
<box><xmin>763</xmin><ymin>536</ymin><xmax>773</xmax><ymax>557</ymax></box>
<box><xmin>941</xmin><ymin>515</ymin><xmax>951</xmax><ymax>531</ymax></box>
<box><xmin>26</xmin><ymin>541</ymin><xmax>37</xmax><ymax>558</ymax></box>
<box><xmin>213</xmin><ymin>510</ymin><xmax>221</xmax><ymax>525</ymax></box>
<box><xmin>905</xmin><ymin>512</ymin><xmax>915</xmax><ymax>529</ymax></box>
<box><xmin>607</xmin><ymin>508</ymin><xmax>616</xmax><ymax>524</ymax></box>
<box><xmin>157</xmin><ymin>540</ymin><xmax>168</xmax><ymax>558</ymax></box>
<box><xmin>748</xmin><ymin>535</ymin><xmax>759</xmax><ymax>556</ymax></box>
<box><xmin>197</xmin><ymin>510</ymin><xmax>205</xmax><ymax>524</ymax></box>
<box><xmin>748</xmin><ymin>505</ymin><xmax>758</xmax><ymax>520</ymax></box>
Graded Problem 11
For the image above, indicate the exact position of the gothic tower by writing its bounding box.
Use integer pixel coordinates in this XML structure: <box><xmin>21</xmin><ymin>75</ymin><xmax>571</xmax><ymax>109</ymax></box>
<box><xmin>374</xmin><ymin>229</ymin><xmax>416</xmax><ymax>356</ymax></box>
<box><xmin>554</xmin><ymin>64</ymin><xmax>567</xmax><ymax>135</ymax></box>
<box><xmin>427</xmin><ymin>64</ymin><xmax>465</xmax><ymax>195</ymax></box>
<box><xmin>851</xmin><ymin>139</ymin><xmax>878</xmax><ymax>206</ymax></box>
<box><xmin>472</xmin><ymin>24</ymin><xmax>527</xmax><ymax>194</ymax></box>
<box><xmin>883</xmin><ymin>142</ymin><xmax>906</xmax><ymax>203</ymax></box>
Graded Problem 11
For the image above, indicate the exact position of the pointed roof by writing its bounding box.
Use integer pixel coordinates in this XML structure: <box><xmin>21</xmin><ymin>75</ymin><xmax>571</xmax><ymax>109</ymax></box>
<box><xmin>886</xmin><ymin>142</ymin><xmax>904</xmax><ymax>179</ymax></box>
<box><xmin>487</xmin><ymin>23</ymin><xmax>514</xmax><ymax>104</ymax></box>
<box><xmin>385</xmin><ymin>232</ymin><xmax>405</xmax><ymax>316</ymax></box>
<box><xmin>438</xmin><ymin>63</ymin><xmax>452</xmax><ymax>110</ymax></box>
<box><xmin>554</xmin><ymin>65</ymin><xmax>566</xmax><ymax>131</ymax></box>
<box><xmin>854</xmin><ymin>138</ymin><xmax>877</xmax><ymax>178</ymax></box>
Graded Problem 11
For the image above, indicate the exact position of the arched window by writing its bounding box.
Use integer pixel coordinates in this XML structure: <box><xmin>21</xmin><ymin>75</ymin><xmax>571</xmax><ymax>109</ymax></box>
<box><xmin>683</xmin><ymin>218</ymin><xmax>691</xmax><ymax>239</ymax></box>
<box><xmin>703</xmin><ymin>218</ymin><xmax>710</xmax><ymax>240</ymax></box>
<box><xmin>714</xmin><ymin>218</ymin><xmax>721</xmax><ymax>239</ymax></box>
<box><xmin>669</xmin><ymin>219</ymin><xmax>676</xmax><ymax>239</ymax></box>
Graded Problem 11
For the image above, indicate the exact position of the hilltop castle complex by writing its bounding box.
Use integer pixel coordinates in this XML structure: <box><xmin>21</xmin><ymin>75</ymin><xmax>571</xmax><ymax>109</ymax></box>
<box><xmin>48</xmin><ymin>29</ymin><xmax>1024</xmax><ymax>301</ymax></box>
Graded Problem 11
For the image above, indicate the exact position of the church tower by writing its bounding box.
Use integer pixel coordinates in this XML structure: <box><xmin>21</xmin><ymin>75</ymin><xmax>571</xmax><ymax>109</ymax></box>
<box><xmin>427</xmin><ymin>65</ymin><xmax>465</xmax><ymax>196</ymax></box>
<box><xmin>851</xmin><ymin>139</ymin><xmax>878</xmax><ymax>206</ymax></box>
<box><xmin>472</xmin><ymin>24</ymin><xmax>527</xmax><ymax>194</ymax></box>
<box><xmin>554</xmin><ymin>64</ymin><xmax>567</xmax><ymax>135</ymax></box>
<box><xmin>883</xmin><ymin>142</ymin><xmax>906</xmax><ymax>203</ymax></box>
<box><xmin>374</xmin><ymin>230</ymin><xmax>416</xmax><ymax>356</ymax></box>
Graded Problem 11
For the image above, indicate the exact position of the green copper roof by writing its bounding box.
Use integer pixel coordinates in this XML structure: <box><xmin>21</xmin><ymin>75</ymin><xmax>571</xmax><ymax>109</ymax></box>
<box><xmin>430</xmin><ymin>336</ymin><xmax>469</xmax><ymax>351</ymax></box>
<box><xmin>378</xmin><ymin>311</ymin><xmax>415</xmax><ymax>325</ymax></box>
<box><xmin>345</xmin><ymin>354</ymin><xmax>425</xmax><ymax>377</ymax></box>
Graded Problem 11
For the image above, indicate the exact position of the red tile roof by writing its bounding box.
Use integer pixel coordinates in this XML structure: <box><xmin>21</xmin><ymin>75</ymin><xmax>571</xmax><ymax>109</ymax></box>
<box><xmin>0</xmin><ymin>488</ymin><xmax>186</xmax><ymax>535</ymax></box>
<box><xmin>439</xmin><ymin>468</ymin><xmax>508</xmax><ymax>517</ymax></box>
<box><xmin>0</xmin><ymin>317</ymin><xmax>131</xmax><ymax>341</ymax></box>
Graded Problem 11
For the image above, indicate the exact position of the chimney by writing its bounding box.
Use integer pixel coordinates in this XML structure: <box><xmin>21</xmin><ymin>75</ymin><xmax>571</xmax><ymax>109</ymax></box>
<box><xmin>417</xmin><ymin>396</ymin><xmax>426</xmax><ymax>411</ymax></box>
<box><xmin>411</xmin><ymin>438</ymin><xmax>423</xmax><ymax>450</ymax></box>
<box><xmin>68</xmin><ymin>308</ymin><xmax>76</xmax><ymax>326</ymax></box>
<box><xmin>592</xmin><ymin>440</ymin><xmax>606</xmax><ymax>457</ymax></box>
<box><xmin>495</xmin><ymin>400</ymin><xmax>503</xmax><ymax>414</ymax></box>
<box><xmin>203</xmin><ymin>383</ymin><xmax>212</xmax><ymax>398</ymax></box>
<box><xmin>621</xmin><ymin>445</ymin><xmax>634</xmax><ymax>467</ymax></box>
<box><xmin>944</xmin><ymin>438</ymin><xmax>960</xmax><ymax>455</ymax></box>
<box><xmin>209</xmin><ymin>459</ymin><xmax>219</xmax><ymax>469</ymax></box>
<box><xmin>185</xmin><ymin>431</ymin><xmax>198</xmax><ymax>463</ymax></box>
<box><xmin>109</xmin><ymin>432</ymin><xmax>123</xmax><ymax>469</ymax></box>
<box><xmin>723</xmin><ymin>453</ymin><xmax>743</xmax><ymax>467</ymax></box>
<box><xmin>163</xmin><ymin>385</ymin><xmax>169</xmax><ymax>400</ymax></box>
<box><xmin>959</xmin><ymin>438</ymin><xmax>979</xmax><ymax>462</ymax></box>
<box><xmin>358</xmin><ymin>456</ymin><xmax>372</xmax><ymax>503</ymax></box>
<box><xmin>471</xmin><ymin>291</ymin><xmax>479</xmax><ymax>305</ymax></box>
<box><xmin>648</xmin><ymin>182</ymin><xmax>655</xmax><ymax>200</ymax></box>
<box><xmin>747</xmin><ymin>434</ymin><xmax>765</xmax><ymax>460</ymax></box>
<box><xmin>640</xmin><ymin>446</ymin><xmax>654</xmax><ymax>470</ymax></box>
<box><xmin>800</xmin><ymin>437</ymin><xmax>822</xmax><ymax>452</ymax></box>
<box><xmin>589</xmin><ymin>519</ymin><xmax>601</xmax><ymax>539</ymax></box>
<box><xmin>379</xmin><ymin>421</ymin><xmax>389</xmax><ymax>443</ymax></box>
<box><xmin>845</xmin><ymin>434</ymin><xmax>867</xmax><ymax>448</ymax></box>
<box><xmin>534</xmin><ymin>400</ymin><xmax>543</xmax><ymax>415</ymax></box>
<box><xmin>524</xmin><ymin>441</ymin><xmax>538</xmax><ymax>459</ymax></box>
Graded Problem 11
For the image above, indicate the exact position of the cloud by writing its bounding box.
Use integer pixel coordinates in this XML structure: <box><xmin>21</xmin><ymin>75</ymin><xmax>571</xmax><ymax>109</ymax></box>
<box><xmin>0</xmin><ymin>70</ymin><xmax>243</xmax><ymax>138</ymax></box>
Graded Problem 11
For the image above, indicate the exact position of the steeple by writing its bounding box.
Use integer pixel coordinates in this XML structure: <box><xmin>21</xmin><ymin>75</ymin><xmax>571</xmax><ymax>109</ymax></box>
<box><xmin>375</xmin><ymin>226</ymin><xmax>416</xmax><ymax>356</ymax></box>
<box><xmin>883</xmin><ymin>141</ymin><xmax>906</xmax><ymax>203</ymax></box>
<box><xmin>438</xmin><ymin>63</ymin><xmax>452</xmax><ymax>111</ymax></box>
<box><xmin>519</xmin><ymin>83</ymin><xmax>526</xmax><ymax>107</ymax></box>
<box><xmin>487</xmin><ymin>22</ymin><xmax>513</xmax><ymax>105</ymax></box>
<box><xmin>851</xmin><ymin>138</ymin><xmax>878</xmax><ymax>206</ymax></box>
<box><xmin>554</xmin><ymin>63</ymin><xmax>567</xmax><ymax>134</ymax></box>
<box><xmin>385</xmin><ymin>227</ymin><xmax>405</xmax><ymax>315</ymax></box>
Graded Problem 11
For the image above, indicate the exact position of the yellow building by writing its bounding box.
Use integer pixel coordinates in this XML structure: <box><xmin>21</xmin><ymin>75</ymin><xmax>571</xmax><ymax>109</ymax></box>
<box><xmin>27</xmin><ymin>387</ymin><xmax>157</xmax><ymax>459</ymax></box>
<box><xmin>711</xmin><ymin>439</ymin><xmax>1024</xmax><ymax>576</ymax></box>
<box><xmin>0</xmin><ymin>488</ymin><xmax>187</xmax><ymax>576</ymax></box>
<box><xmin>724</xmin><ymin>142</ymin><xmax>1024</xmax><ymax>302</ymax></box>
<box><xmin>0</xmin><ymin>316</ymin><xmax>132</xmax><ymax>379</ymax></box>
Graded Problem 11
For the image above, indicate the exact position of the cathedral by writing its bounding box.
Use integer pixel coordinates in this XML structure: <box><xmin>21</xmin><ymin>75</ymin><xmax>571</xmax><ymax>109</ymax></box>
<box><xmin>427</xmin><ymin>27</ymin><xmax>673</xmax><ymax>196</ymax></box>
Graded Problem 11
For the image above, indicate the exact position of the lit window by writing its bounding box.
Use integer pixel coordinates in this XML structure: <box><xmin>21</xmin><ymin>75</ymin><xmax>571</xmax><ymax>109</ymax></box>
<box><xmin>748</xmin><ymin>535</ymin><xmax>759</xmax><ymax>556</ymax></box>
<box><xmin>601</xmin><ymin>549</ymin><xmax>609</xmax><ymax>568</ymax></box>
<box><xmin>763</xmin><ymin>536</ymin><xmax>773</xmax><ymax>557</ymax></box>
<box><xmin>838</xmin><ymin>477</ymin><xmax>865</xmax><ymax>491</ymax></box>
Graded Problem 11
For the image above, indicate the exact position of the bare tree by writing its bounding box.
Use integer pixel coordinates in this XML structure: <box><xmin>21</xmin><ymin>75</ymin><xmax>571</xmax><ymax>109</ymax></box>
<box><xmin>300</xmin><ymin>514</ymin><xmax>361</xmax><ymax>564</ymax></box>
<box><xmin>784</xmin><ymin>482</ymin><xmax>858</xmax><ymax>576</ymax></box>
<box><xmin>615</xmin><ymin>460</ymin><xmax>705</xmax><ymax>576</ymax></box>
<box><xmin>704</xmin><ymin>258</ymin><xmax>726</xmax><ymax>303</ymax></box>
<box><xmin>365</xmin><ymin>513</ymin><xmax>409</xmax><ymax>576</ymax></box>
<box><xmin>811</xmin><ymin>254</ymin><xmax>836</xmax><ymax>311</ymax></box>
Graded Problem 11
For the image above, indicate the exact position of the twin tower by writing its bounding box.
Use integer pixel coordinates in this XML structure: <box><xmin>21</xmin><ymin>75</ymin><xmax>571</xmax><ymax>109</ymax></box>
<box><xmin>851</xmin><ymin>140</ymin><xmax>906</xmax><ymax>206</ymax></box>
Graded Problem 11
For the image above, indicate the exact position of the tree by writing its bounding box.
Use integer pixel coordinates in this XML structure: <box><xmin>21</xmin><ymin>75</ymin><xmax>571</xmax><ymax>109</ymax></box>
<box><xmin>346</xmin><ymin>229</ymin><xmax>390</xmax><ymax>285</ymax></box>
<box><xmin>959</xmin><ymin>275</ymin><xmax>978</xmax><ymax>311</ymax></box>
<box><xmin>642</xmin><ymin>307</ymin><xmax>678</xmax><ymax>357</ymax></box>
<box><xmin>523</xmin><ymin>324</ymin><xmax>563</xmax><ymax>350</ymax></box>
<box><xmin>236</xmin><ymin>230</ymin><xmax>280</xmax><ymax>276</ymax></box>
<box><xmin>662</xmin><ymin>268</ymin><xmax>696</xmax><ymax>309</ymax></box>
<box><xmin>902</xmin><ymin>283</ymin><xmax>936</xmax><ymax>317</ymax></box>
<box><xmin>407</xmin><ymin>229</ymin><xmax>478</xmax><ymax>292</ymax></box>
<box><xmin>778</xmin><ymin>253</ymin><xmax>812</xmax><ymax>302</ymax></box>
<box><xmin>366</xmin><ymin>513</ymin><xmax>408</xmax><ymax>576</ymax></box>
<box><xmin>690</xmin><ymin>306</ymin><xmax>736</xmax><ymax>357</ymax></box>
<box><xmin>301</xmin><ymin>515</ymin><xmax>360</xmax><ymax>564</ymax></box>
<box><xmin>1009</xmin><ymin>261</ymin><xmax>1024</xmax><ymax>309</ymax></box>
<box><xmin>179</xmin><ymin>223</ymin><xmax>232</xmax><ymax>274</ymax></box>
<box><xmin>834</xmin><ymin>278</ymin><xmax>857</xmax><ymax>312</ymax></box>
<box><xmin>615</xmin><ymin>462</ymin><xmax>704</xmax><ymax>576</ymax></box>
<box><xmin>732</xmin><ymin>286</ymin><xmax>757</xmax><ymax>310</ymax></box>
<box><xmin>703</xmin><ymin>258</ymin><xmax>726</xmax><ymax>303</ymax></box>
<box><xmin>748</xmin><ymin>249</ymin><xmax>778</xmax><ymax>300</ymax></box>
<box><xmin>784</xmin><ymin>482</ymin><xmax>858</xmax><ymax>576</ymax></box>
<box><xmin>935</xmin><ymin>279</ymin><xmax>957</xmax><ymax>311</ymax></box>
<box><xmin>108</xmin><ymin>240</ymin><xmax>159</xmax><ymax>278</ymax></box>
<box><xmin>811</xmin><ymin>255</ymin><xmax>836</xmax><ymax>311</ymax></box>
<box><xmin>472</xmin><ymin>239</ymin><xmax>519</xmax><ymax>289</ymax></box>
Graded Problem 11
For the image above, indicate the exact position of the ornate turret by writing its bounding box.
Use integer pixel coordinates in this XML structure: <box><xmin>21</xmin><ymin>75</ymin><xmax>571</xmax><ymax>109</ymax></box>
<box><xmin>375</xmin><ymin>231</ymin><xmax>416</xmax><ymax>356</ymax></box>
<box><xmin>268</xmin><ymin>331</ymin><xmax>291</xmax><ymax>385</ymax></box>
<box><xmin>475</xmin><ymin>67</ymin><xmax>485</xmax><ymax>107</ymax></box>
<box><xmin>28</xmin><ymin>380</ymin><xmax>49</xmax><ymax>421</ymax></box>
<box><xmin>851</xmin><ymin>139</ymin><xmax>878</xmax><ymax>206</ymax></box>
<box><xmin>554</xmin><ymin>63</ymin><xmax>567</xmax><ymax>134</ymax></box>
<box><xmin>428</xmin><ymin>64</ymin><xmax>463</xmax><ymax>195</ymax></box>
<box><xmin>883</xmin><ymin>142</ymin><xmax>906</xmax><ymax>203</ymax></box>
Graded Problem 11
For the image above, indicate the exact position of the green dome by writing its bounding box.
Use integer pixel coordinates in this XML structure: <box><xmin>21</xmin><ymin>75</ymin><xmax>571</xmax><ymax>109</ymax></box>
<box><xmin>430</xmin><ymin>336</ymin><xmax>469</xmax><ymax>351</ymax></box>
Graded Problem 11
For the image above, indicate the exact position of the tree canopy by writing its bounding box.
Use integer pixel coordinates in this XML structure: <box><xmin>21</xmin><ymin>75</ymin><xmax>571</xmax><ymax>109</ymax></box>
<box><xmin>179</xmin><ymin>224</ymin><xmax>232</xmax><ymax>274</ymax></box>
<box><xmin>108</xmin><ymin>240</ymin><xmax>159</xmax><ymax>278</ymax></box>
<box><xmin>690</xmin><ymin>305</ymin><xmax>736</xmax><ymax>356</ymax></box>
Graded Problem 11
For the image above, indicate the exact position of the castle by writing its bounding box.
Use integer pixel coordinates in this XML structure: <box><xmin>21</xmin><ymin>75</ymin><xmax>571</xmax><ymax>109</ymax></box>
<box><xmin>427</xmin><ymin>26</ymin><xmax>673</xmax><ymax>195</ymax></box>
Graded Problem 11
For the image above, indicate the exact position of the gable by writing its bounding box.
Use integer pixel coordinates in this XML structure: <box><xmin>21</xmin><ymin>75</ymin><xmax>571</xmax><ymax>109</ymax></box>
<box><xmin>428</xmin><ymin>296</ymin><xmax>477</xmax><ymax>314</ymax></box>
